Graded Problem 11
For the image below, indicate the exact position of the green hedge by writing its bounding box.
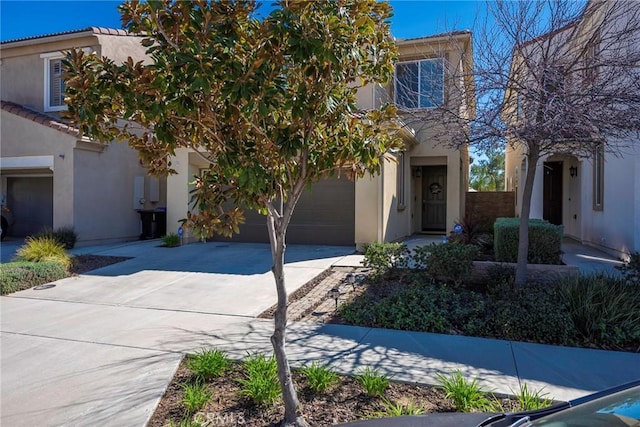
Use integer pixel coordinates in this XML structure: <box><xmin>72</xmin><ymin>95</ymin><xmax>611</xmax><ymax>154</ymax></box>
<box><xmin>0</xmin><ymin>261</ymin><xmax>67</xmax><ymax>295</ymax></box>
<box><xmin>494</xmin><ymin>218</ymin><xmax>563</xmax><ymax>264</ymax></box>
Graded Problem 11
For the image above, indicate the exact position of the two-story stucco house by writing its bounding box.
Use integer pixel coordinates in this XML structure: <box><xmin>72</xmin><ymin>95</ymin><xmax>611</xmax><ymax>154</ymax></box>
<box><xmin>0</xmin><ymin>28</ymin><xmax>167</xmax><ymax>244</ymax></box>
<box><xmin>504</xmin><ymin>0</ymin><xmax>640</xmax><ymax>260</ymax></box>
<box><xmin>165</xmin><ymin>31</ymin><xmax>474</xmax><ymax>249</ymax></box>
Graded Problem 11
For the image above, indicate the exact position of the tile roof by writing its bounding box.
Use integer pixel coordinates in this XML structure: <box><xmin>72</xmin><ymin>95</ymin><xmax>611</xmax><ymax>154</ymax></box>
<box><xmin>397</xmin><ymin>30</ymin><xmax>472</xmax><ymax>42</ymax></box>
<box><xmin>1</xmin><ymin>27</ymin><xmax>133</xmax><ymax>45</ymax></box>
<box><xmin>1</xmin><ymin>101</ymin><xmax>80</xmax><ymax>137</ymax></box>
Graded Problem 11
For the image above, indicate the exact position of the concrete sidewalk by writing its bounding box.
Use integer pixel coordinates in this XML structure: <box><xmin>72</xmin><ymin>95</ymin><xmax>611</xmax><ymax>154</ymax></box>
<box><xmin>1</xmin><ymin>238</ymin><xmax>638</xmax><ymax>427</ymax></box>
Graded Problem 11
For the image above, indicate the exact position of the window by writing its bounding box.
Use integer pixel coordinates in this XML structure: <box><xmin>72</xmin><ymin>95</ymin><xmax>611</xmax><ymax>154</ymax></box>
<box><xmin>40</xmin><ymin>53</ymin><xmax>66</xmax><ymax>112</ymax></box>
<box><xmin>396</xmin><ymin>152</ymin><xmax>406</xmax><ymax>210</ymax></box>
<box><xmin>395</xmin><ymin>58</ymin><xmax>444</xmax><ymax>109</ymax></box>
<box><xmin>593</xmin><ymin>144</ymin><xmax>604</xmax><ymax>210</ymax></box>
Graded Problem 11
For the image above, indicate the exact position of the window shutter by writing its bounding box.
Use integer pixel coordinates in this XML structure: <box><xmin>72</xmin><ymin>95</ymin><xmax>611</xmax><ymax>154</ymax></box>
<box><xmin>49</xmin><ymin>59</ymin><xmax>65</xmax><ymax>107</ymax></box>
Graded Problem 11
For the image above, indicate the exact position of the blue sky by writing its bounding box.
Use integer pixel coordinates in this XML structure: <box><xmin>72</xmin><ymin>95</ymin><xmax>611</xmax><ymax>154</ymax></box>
<box><xmin>1</xmin><ymin>1</ymin><xmax>482</xmax><ymax>42</ymax></box>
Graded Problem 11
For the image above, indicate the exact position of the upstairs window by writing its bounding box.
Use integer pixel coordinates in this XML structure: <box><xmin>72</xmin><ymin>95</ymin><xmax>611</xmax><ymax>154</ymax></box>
<box><xmin>40</xmin><ymin>53</ymin><xmax>66</xmax><ymax>112</ymax></box>
<box><xmin>395</xmin><ymin>58</ymin><xmax>444</xmax><ymax>109</ymax></box>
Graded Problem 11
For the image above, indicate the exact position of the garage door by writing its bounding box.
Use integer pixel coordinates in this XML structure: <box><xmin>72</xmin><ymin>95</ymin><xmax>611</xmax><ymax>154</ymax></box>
<box><xmin>7</xmin><ymin>177</ymin><xmax>53</xmax><ymax>237</ymax></box>
<box><xmin>214</xmin><ymin>176</ymin><xmax>355</xmax><ymax>246</ymax></box>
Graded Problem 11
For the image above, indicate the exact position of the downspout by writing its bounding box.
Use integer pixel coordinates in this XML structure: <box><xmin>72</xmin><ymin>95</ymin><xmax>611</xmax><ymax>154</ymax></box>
<box><xmin>378</xmin><ymin>166</ymin><xmax>384</xmax><ymax>242</ymax></box>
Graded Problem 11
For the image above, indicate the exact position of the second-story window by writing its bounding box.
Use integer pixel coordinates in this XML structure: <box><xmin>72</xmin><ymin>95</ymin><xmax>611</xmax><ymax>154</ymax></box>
<box><xmin>395</xmin><ymin>58</ymin><xmax>444</xmax><ymax>109</ymax></box>
<box><xmin>40</xmin><ymin>52</ymin><xmax>66</xmax><ymax>112</ymax></box>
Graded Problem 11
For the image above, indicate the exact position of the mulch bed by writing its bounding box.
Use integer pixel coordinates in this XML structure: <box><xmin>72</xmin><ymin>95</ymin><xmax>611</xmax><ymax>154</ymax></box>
<box><xmin>147</xmin><ymin>358</ymin><xmax>512</xmax><ymax>427</ymax></box>
<box><xmin>70</xmin><ymin>254</ymin><xmax>131</xmax><ymax>274</ymax></box>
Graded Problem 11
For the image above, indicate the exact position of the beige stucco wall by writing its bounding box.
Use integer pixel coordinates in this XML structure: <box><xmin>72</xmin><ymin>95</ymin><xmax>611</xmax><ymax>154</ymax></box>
<box><xmin>1</xmin><ymin>32</ymin><xmax>167</xmax><ymax>244</ymax></box>
<box><xmin>354</xmin><ymin>174</ymin><xmax>379</xmax><ymax>250</ymax></box>
<box><xmin>0</xmin><ymin>111</ymin><xmax>75</xmax><ymax>229</ymax></box>
<box><xmin>0</xmin><ymin>35</ymin><xmax>99</xmax><ymax>112</ymax></box>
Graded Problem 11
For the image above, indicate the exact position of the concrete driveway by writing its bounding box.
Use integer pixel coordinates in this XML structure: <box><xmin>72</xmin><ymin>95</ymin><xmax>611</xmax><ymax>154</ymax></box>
<box><xmin>0</xmin><ymin>240</ymin><xmax>354</xmax><ymax>427</ymax></box>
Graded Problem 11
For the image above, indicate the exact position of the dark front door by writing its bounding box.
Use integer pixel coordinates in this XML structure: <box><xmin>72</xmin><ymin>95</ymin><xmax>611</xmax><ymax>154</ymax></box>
<box><xmin>543</xmin><ymin>161</ymin><xmax>563</xmax><ymax>225</ymax></box>
<box><xmin>422</xmin><ymin>166</ymin><xmax>447</xmax><ymax>231</ymax></box>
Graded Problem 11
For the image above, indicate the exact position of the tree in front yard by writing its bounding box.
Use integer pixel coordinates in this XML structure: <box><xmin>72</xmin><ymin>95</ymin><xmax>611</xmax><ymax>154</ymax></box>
<box><xmin>434</xmin><ymin>0</ymin><xmax>640</xmax><ymax>285</ymax></box>
<box><xmin>63</xmin><ymin>1</ymin><xmax>402</xmax><ymax>425</ymax></box>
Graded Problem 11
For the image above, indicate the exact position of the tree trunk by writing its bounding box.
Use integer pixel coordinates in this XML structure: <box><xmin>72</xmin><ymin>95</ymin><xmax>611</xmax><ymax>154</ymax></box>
<box><xmin>266</xmin><ymin>212</ymin><xmax>309</xmax><ymax>427</ymax></box>
<box><xmin>515</xmin><ymin>147</ymin><xmax>540</xmax><ymax>287</ymax></box>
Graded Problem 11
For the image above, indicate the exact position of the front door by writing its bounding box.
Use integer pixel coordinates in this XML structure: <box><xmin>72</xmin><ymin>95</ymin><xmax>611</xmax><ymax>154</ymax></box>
<box><xmin>422</xmin><ymin>166</ymin><xmax>447</xmax><ymax>231</ymax></box>
<box><xmin>543</xmin><ymin>161</ymin><xmax>563</xmax><ymax>225</ymax></box>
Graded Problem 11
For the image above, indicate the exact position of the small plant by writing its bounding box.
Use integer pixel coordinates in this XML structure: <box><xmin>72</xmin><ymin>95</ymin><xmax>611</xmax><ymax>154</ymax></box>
<box><xmin>616</xmin><ymin>251</ymin><xmax>640</xmax><ymax>284</ymax></box>
<box><xmin>162</xmin><ymin>233</ymin><xmax>181</xmax><ymax>247</ymax></box>
<box><xmin>187</xmin><ymin>348</ymin><xmax>230</xmax><ymax>381</ymax></box>
<box><xmin>363</xmin><ymin>242</ymin><xmax>409</xmax><ymax>281</ymax></box>
<box><xmin>300</xmin><ymin>362</ymin><xmax>340</xmax><ymax>394</ymax></box>
<box><xmin>355</xmin><ymin>367</ymin><xmax>390</xmax><ymax>397</ymax></box>
<box><xmin>448</xmin><ymin>214</ymin><xmax>491</xmax><ymax>248</ymax></box>
<box><xmin>182</xmin><ymin>382</ymin><xmax>212</xmax><ymax>415</ymax></box>
<box><xmin>437</xmin><ymin>371</ymin><xmax>493</xmax><ymax>412</ymax></box>
<box><xmin>238</xmin><ymin>353</ymin><xmax>280</xmax><ymax>406</ymax></box>
<box><xmin>515</xmin><ymin>384</ymin><xmax>552</xmax><ymax>411</ymax></box>
<box><xmin>15</xmin><ymin>236</ymin><xmax>71</xmax><ymax>269</ymax></box>
<box><xmin>367</xmin><ymin>398</ymin><xmax>425</xmax><ymax>417</ymax></box>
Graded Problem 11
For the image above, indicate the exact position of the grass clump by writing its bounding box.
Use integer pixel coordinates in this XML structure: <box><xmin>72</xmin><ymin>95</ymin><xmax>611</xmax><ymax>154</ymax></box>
<box><xmin>15</xmin><ymin>236</ymin><xmax>71</xmax><ymax>269</ymax></box>
<box><xmin>367</xmin><ymin>398</ymin><xmax>425</xmax><ymax>417</ymax></box>
<box><xmin>515</xmin><ymin>384</ymin><xmax>552</xmax><ymax>411</ymax></box>
<box><xmin>181</xmin><ymin>382</ymin><xmax>212</xmax><ymax>415</ymax></box>
<box><xmin>300</xmin><ymin>362</ymin><xmax>340</xmax><ymax>393</ymax></box>
<box><xmin>238</xmin><ymin>353</ymin><xmax>280</xmax><ymax>406</ymax></box>
<box><xmin>0</xmin><ymin>261</ymin><xmax>67</xmax><ymax>295</ymax></box>
<box><xmin>187</xmin><ymin>348</ymin><xmax>230</xmax><ymax>381</ymax></box>
<box><xmin>559</xmin><ymin>274</ymin><xmax>640</xmax><ymax>350</ymax></box>
<box><xmin>355</xmin><ymin>367</ymin><xmax>390</xmax><ymax>397</ymax></box>
<box><xmin>437</xmin><ymin>371</ymin><xmax>494</xmax><ymax>412</ymax></box>
<box><xmin>162</xmin><ymin>233</ymin><xmax>181</xmax><ymax>247</ymax></box>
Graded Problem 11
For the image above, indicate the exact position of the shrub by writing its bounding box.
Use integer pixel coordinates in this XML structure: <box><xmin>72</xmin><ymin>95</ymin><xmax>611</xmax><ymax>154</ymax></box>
<box><xmin>485</xmin><ymin>283</ymin><xmax>573</xmax><ymax>345</ymax></box>
<box><xmin>417</xmin><ymin>243</ymin><xmax>478</xmax><ymax>286</ymax></box>
<box><xmin>15</xmin><ymin>236</ymin><xmax>71</xmax><ymax>269</ymax></box>
<box><xmin>515</xmin><ymin>384</ymin><xmax>552</xmax><ymax>411</ymax></box>
<box><xmin>162</xmin><ymin>233</ymin><xmax>181</xmax><ymax>247</ymax></box>
<box><xmin>0</xmin><ymin>261</ymin><xmax>67</xmax><ymax>295</ymax></box>
<box><xmin>187</xmin><ymin>348</ymin><xmax>230</xmax><ymax>381</ymax></box>
<box><xmin>181</xmin><ymin>382</ymin><xmax>212</xmax><ymax>415</ymax></box>
<box><xmin>494</xmin><ymin>218</ymin><xmax>563</xmax><ymax>264</ymax></box>
<box><xmin>485</xmin><ymin>264</ymin><xmax>516</xmax><ymax>294</ymax></box>
<box><xmin>355</xmin><ymin>367</ymin><xmax>389</xmax><ymax>397</ymax></box>
<box><xmin>300</xmin><ymin>362</ymin><xmax>340</xmax><ymax>394</ymax></box>
<box><xmin>238</xmin><ymin>353</ymin><xmax>280</xmax><ymax>406</ymax></box>
<box><xmin>363</xmin><ymin>242</ymin><xmax>409</xmax><ymax>281</ymax></box>
<box><xmin>339</xmin><ymin>283</ymin><xmax>486</xmax><ymax>336</ymax></box>
<box><xmin>436</xmin><ymin>371</ymin><xmax>494</xmax><ymax>412</ymax></box>
<box><xmin>616</xmin><ymin>251</ymin><xmax>640</xmax><ymax>284</ymax></box>
<box><xmin>559</xmin><ymin>274</ymin><xmax>640</xmax><ymax>350</ymax></box>
<box><xmin>35</xmin><ymin>226</ymin><xmax>77</xmax><ymax>249</ymax></box>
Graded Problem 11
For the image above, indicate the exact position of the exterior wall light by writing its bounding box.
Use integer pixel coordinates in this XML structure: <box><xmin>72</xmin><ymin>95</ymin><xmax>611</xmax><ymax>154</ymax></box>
<box><xmin>570</xmin><ymin>165</ymin><xmax>578</xmax><ymax>177</ymax></box>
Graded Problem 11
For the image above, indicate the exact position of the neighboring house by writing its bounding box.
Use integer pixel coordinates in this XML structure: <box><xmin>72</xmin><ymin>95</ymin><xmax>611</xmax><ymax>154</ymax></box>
<box><xmin>504</xmin><ymin>1</ymin><xmax>640</xmax><ymax>259</ymax></box>
<box><xmin>166</xmin><ymin>31</ymin><xmax>474</xmax><ymax>249</ymax></box>
<box><xmin>0</xmin><ymin>28</ymin><xmax>167</xmax><ymax>245</ymax></box>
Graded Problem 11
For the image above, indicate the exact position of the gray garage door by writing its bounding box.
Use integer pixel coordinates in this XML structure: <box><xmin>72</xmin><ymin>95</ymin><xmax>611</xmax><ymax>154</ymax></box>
<box><xmin>7</xmin><ymin>177</ymin><xmax>54</xmax><ymax>237</ymax></box>
<box><xmin>214</xmin><ymin>176</ymin><xmax>355</xmax><ymax>246</ymax></box>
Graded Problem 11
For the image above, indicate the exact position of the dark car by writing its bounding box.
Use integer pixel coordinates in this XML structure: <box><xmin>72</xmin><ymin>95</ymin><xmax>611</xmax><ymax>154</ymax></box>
<box><xmin>336</xmin><ymin>380</ymin><xmax>640</xmax><ymax>427</ymax></box>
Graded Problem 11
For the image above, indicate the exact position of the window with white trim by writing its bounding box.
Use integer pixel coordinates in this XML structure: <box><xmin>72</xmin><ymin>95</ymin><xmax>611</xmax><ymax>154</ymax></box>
<box><xmin>395</xmin><ymin>58</ymin><xmax>444</xmax><ymax>109</ymax></box>
<box><xmin>40</xmin><ymin>53</ymin><xmax>67</xmax><ymax>112</ymax></box>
